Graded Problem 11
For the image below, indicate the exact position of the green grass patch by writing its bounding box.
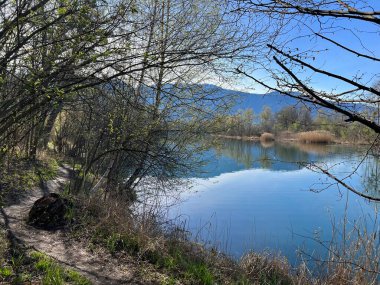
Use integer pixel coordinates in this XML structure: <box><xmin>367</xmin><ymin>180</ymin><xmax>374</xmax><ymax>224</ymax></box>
<box><xmin>0</xmin><ymin>239</ymin><xmax>91</xmax><ymax>285</ymax></box>
<box><xmin>31</xmin><ymin>251</ymin><xmax>91</xmax><ymax>285</ymax></box>
<box><xmin>87</xmin><ymin>224</ymin><xmax>140</xmax><ymax>256</ymax></box>
<box><xmin>0</xmin><ymin>266</ymin><xmax>13</xmax><ymax>278</ymax></box>
<box><xmin>0</xmin><ymin>157</ymin><xmax>59</xmax><ymax>192</ymax></box>
<box><xmin>184</xmin><ymin>262</ymin><xmax>214</xmax><ymax>285</ymax></box>
<box><xmin>87</xmin><ymin>223</ymin><xmax>217</xmax><ymax>284</ymax></box>
<box><xmin>36</xmin><ymin>157</ymin><xmax>59</xmax><ymax>181</ymax></box>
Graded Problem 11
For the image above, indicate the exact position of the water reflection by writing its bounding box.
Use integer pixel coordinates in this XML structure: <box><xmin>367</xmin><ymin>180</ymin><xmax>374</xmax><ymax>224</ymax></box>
<box><xmin>260</xmin><ymin>140</ymin><xmax>275</xmax><ymax>148</ymax></box>
<box><xmin>362</xmin><ymin>155</ymin><xmax>380</xmax><ymax>198</ymax></box>
<box><xmin>295</xmin><ymin>142</ymin><xmax>332</xmax><ymax>155</ymax></box>
<box><xmin>171</xmin><ymin>139</ymin><xmax>380</xmax><ymax>264</ymax></box>
<box><xmin>199</xmin><ymin>139</ymin><xmax>362</xmax><ymax>177</ymax></box>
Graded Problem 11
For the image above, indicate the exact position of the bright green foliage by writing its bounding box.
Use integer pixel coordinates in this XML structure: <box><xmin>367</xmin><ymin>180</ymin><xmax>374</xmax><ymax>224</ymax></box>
<box><xmin>31</xmin><ymin>252</ymin><xmax>91</xmax><ymax>285</ymax></box>
<box><xmin>0</xmin><ymin>267</ymin><xmax>13</xmax><ymax>278</ymax></box>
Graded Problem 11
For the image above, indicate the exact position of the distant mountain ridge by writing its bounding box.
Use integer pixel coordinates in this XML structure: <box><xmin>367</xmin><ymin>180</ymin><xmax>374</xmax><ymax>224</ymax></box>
<box><xmin>201</xmin><ymin>84</ymin><xmax>309</xmax><ymax>114</ymax></box>
<box><xmin>138</xmin><ymin>83</ymin><xmax>300</xmax><ymax>113</ymax></box>
<box><xmin>200</xmin><ymin>84</ymin><xmax>370</xmax><ymax>116</ymax></box>
<box><xmin>137</xmin><ymin>83</ymin><xmax>370</xmax><ymax>117</ymax></box>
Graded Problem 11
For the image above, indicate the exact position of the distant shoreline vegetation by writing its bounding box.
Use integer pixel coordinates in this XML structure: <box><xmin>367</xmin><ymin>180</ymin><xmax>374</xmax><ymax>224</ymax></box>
<box><xmin>211</xmin><ymin>105</ymin><xmax>376</xmax><ymax>145</ymax></box>
<box><xmin>214</xmin><ymin>131</ymin><xmax>367</xmax><ymax>145</ymax></box>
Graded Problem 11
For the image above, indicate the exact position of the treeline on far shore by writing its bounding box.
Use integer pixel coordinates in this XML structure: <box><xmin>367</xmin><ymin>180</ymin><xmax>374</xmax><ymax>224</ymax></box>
<box><xmin>211</xmin><ymin>105</ymin><xmax>377</xmax><ymax>143</ymax></box>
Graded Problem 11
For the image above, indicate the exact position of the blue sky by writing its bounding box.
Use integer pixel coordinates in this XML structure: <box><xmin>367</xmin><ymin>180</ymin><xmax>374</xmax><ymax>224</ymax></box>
<box><xmin>210</xmin><ymin>1</ymin><xmax>380</xmax><ymax>95</ymax></box>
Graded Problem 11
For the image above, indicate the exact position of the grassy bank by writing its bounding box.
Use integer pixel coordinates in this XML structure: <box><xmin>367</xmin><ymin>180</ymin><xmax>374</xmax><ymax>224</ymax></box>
<box><xmin>70</xmin><ymin>193</ymin><xmax>309</xmax><ymax>285</ymax></box>
<box><xmin>70</xmin><ymin>189</ymin><xmax>380</xmax><ymax>285</ymax></box>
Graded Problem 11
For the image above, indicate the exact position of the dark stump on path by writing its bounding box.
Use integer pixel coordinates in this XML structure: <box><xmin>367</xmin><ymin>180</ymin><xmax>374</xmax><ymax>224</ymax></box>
<box><xmin>28</xmin><ymin>193</ymin><xmax>71</xmax><ymax>230</ymax></box>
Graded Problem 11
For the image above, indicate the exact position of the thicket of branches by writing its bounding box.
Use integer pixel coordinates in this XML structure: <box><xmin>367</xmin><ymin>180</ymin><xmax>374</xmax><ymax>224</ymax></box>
<box><xmin>234</xmin><ymin>0</ymin><xmax>379</xmax><ymax>132</ymax></box>
<box><xmin>1</xmin><ymin>0</ymin><xmax>379</xmax><ymax>201</ymax></box>
<box><xmin>0</xmin><ymin>0</ymin><xmax>258</xmax><ymax>198</ymax></box>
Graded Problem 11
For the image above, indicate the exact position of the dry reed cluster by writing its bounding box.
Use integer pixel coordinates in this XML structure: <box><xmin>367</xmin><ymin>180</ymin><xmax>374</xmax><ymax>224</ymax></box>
<box><xmin>260</xmin><ymin>132</ymin><xmax>275</xmax><ymax>142</ymax></box>
<box><xmin>297</xmin><ymin>131</ymin><xmax>335</xmax><ymax>144</ymax></box>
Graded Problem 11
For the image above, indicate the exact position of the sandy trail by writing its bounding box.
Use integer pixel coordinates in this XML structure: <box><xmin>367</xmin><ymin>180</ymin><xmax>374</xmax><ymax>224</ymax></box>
<box><xmin>0</xmin><ymin>166</ymin><xmax>160</xmax><ymax>285</ymax></box>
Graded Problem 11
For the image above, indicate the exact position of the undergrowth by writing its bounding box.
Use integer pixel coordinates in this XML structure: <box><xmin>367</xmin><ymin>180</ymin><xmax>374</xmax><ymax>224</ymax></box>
<box><xmin>69</xmin><ymin>188</ymin><xmax>380</xmax><ymax>285</ymax></box>
<box><xmin>71</xmin><ymin>193</ymin><xmax>306</xmax><ymax>285</ymax></box>
<box><xmin>0</xmin><ymin>228</ymin><xmax>90</xmax><ymax>284</ymax></box>
<box><xmin>0</xmin><ymin>155</ymin><xmax>59</xmax><ymax>206</ymax></box>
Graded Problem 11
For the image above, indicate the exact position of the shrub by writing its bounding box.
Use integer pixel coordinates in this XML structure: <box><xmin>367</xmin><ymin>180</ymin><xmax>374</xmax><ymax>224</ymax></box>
<box><xmin>260</xmin><ymin>132</ymin><xmax>275</xmax><ymax>142</ymax></box>
<box><xmin>240</xmin><ymin>251</ymin><xmax>308</xmax><ymax>285</ymax></box>
<box><xmin>297</xmin><ymin>130</ymin><xmax>335</xmax><ymax>144</ymax></box>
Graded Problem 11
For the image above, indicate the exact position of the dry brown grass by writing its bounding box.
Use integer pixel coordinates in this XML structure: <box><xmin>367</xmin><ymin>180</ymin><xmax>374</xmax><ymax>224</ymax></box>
<box><xmin>240</xmin><ymin>251</ymin><xmax>310</xmax><ymax>285</ymax></box>
<box><xmin>76</xmin><ymin>193</ymin><xmax>244</xmax><ymax>284</ymax></box>
<box><xmin>260</xmin><ymin>132</ymin><xmax>275</xmax><ymax>142</ymax></box>
<box><xmin>297</xmin><ymin>130</ymin><xmax>335</xmax><ymax>144</ymax></box>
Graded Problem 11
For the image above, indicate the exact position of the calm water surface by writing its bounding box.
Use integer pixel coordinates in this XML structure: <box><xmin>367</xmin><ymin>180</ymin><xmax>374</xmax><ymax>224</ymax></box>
<box><xmin>168</xmin><ymin>139</ymin><xmax>380</xmax><ymax>264</ymax></box>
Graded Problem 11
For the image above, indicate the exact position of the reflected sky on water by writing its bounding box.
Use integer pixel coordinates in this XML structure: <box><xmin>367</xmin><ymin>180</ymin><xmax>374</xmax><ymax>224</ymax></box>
<box><xmin>168</xmin><ymin>139</ymin><xmax>380</xmax><ymax>264</ymax></box>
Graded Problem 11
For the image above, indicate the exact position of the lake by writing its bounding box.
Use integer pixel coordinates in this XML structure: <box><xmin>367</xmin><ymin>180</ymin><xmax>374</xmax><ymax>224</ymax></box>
<box><xmin>167</xmin><ymin>139</ymin><xmax>380</xmax><ymax>265</ymax></box>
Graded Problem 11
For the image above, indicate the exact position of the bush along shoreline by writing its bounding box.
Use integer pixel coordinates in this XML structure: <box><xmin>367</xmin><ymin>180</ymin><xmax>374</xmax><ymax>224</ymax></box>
<box><xmin>214</xmin><ymin>129</ymin><xmax>368</xmax><ymax>145</ymax></box>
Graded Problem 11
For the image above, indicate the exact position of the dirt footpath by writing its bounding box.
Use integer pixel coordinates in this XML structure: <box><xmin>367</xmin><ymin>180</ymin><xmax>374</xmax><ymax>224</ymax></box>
<box><xmin>0</xmin><ymin>166</ymin><xmax>165</xmax><ymax>285</ymax></box>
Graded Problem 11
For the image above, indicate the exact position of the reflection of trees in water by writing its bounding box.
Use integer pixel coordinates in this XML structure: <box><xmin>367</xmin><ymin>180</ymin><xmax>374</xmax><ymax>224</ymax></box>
<box><xmin>295</xmin><ymin>143</ymin><xmax>331</xmax><ymax>155</ymax></box>
<box><xmin>212</xmin><ymin>139</ymin><xmax>365</xmax><ymax>173</ymax></box>
<box><xmin>217</xmin><ymin>139</ymin><xmax>282</xmax><ymax>169</ymax></box>
<box><xmin>259</xmin><ymin>154</ymin><xmax>272</xmax><ymax>169</ymax></box>
<box><xmin>260</xmin><ymin>141</ymin><xmax>274</xmax><ymax>148</ymax></box>
<box><xmin>258</xmin><ymin>142</ymin><xmax>273</xmax><ymax>169</ymax></box>
<box><xmin>362</xmin><ymin>156</ymin><xmax>380</xmax><ymax>198</ymax></box>
<box><xmin>216</xmin><ymin>140</ymin><xmax>315</xmax><ymax>170</ymax></box>
<box><xmin>216</xmin><ymin>140</ymin><xmax>310</xmax><ymax>170</ymax></box>
<box><xmin>215</xmin><ymin>139</ymin><xmax>255</xmax><ymax>168</ymax></box>
<box><xmin>274</xmin><ymin>144</ymin><xmax>310</xmax><ymax>164</ymax></box>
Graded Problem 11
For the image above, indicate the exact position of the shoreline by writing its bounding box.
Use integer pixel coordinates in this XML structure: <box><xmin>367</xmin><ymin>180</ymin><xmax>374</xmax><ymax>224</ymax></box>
<box><xmin>212</xmin><ymin>133</ymin><xmax>372</xmax><ymax>146</ymax></box>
